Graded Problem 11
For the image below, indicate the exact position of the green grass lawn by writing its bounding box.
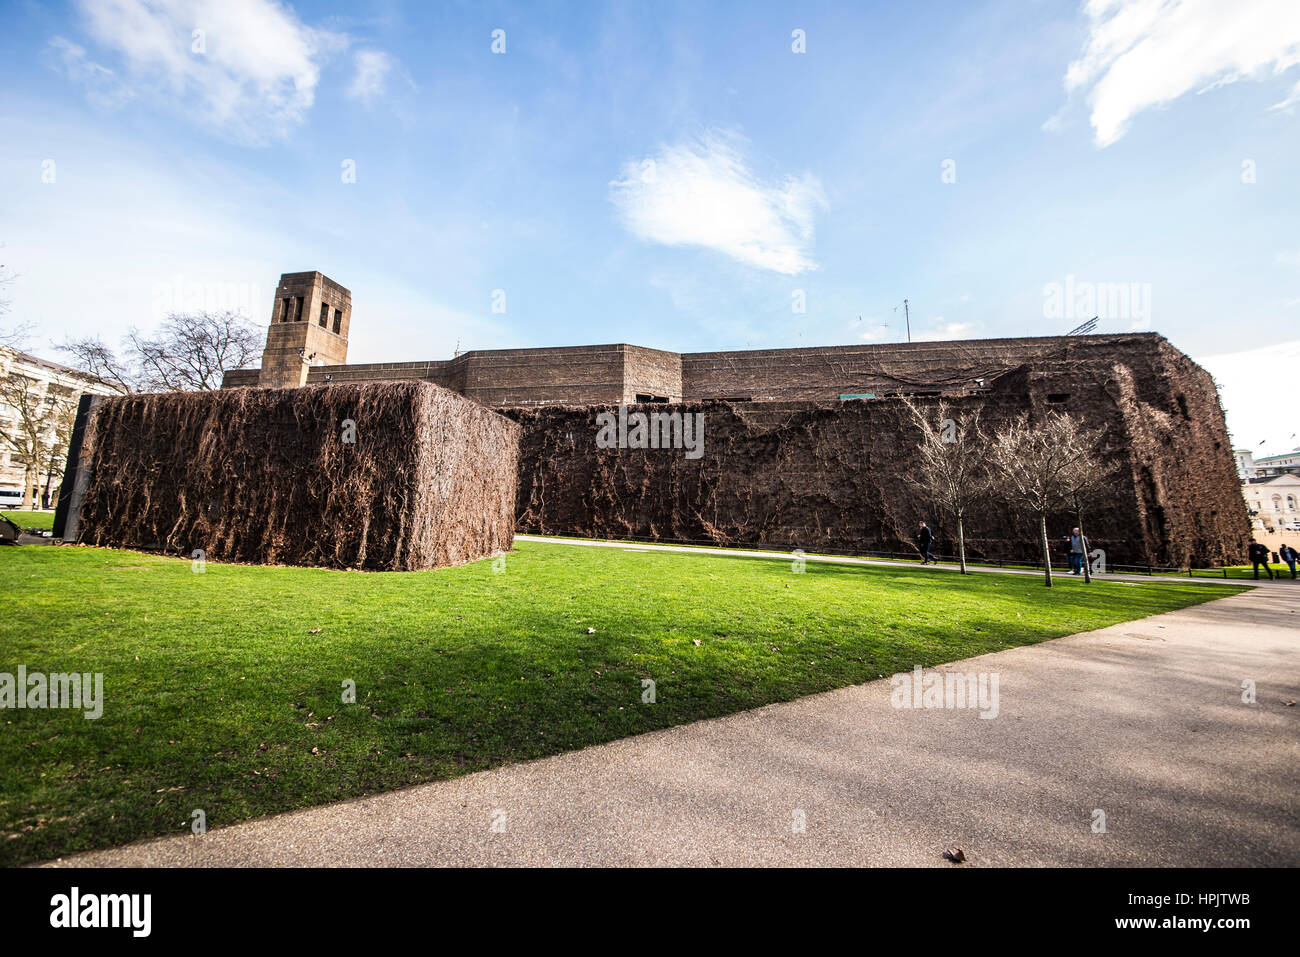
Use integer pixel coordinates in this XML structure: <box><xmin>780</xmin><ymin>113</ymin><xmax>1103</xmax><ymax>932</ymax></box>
<box><xmin>0</xmin><ymin>539</ymin><xmax>1244</xmax><ymax>865</ymax></box>
<box><xmin>4</xmin><ymin>510</ymin><xmax>53</xmax><ymax>531</ymax></box>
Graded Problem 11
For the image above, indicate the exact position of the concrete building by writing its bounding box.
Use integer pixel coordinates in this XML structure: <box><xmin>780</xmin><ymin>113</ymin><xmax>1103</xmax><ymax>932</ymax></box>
<box><xmin>255</xmin><ymin>271</ymin><xmax>352</xmax><ymax>389</ymax></box>
<box><xmin>1243</xmin><ymin>474</ymin><xmax>1300</xmax><ymax>534</ymax></box>
<box><xmin>225</xmin><ymin>272</ymin><xmax>1228</xmax><ymax>411</ymax></box>
<box><xmin>215</xmin><ymin>271</ymin><xmax>1249</xmax><ymax>566</ymax></box>
<box><xmin>1233</xmin><ymin>448</ymin><xmax>1256</xmax><ymax>480</ymax></box>
<box><xmin>1252</xmin><ymin>449</ymin><xmax>1300</xmax><ymax>479</ymax></box>
<box><xmin>0</xmin><ymin>346</ymin><xmax>119</xmax><ymax>507</ymax></box>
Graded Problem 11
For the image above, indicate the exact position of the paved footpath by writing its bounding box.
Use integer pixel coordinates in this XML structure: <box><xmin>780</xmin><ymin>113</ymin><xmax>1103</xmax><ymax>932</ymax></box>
<box><xmin>517</xmin><ymin>534</ymin><xmax>1299</xmax><ymax>589</ymax></box>
<box><xmin>45</xmin><ymin>589</ymin><xmax>1299</xmax><ymax>867</ymax></box>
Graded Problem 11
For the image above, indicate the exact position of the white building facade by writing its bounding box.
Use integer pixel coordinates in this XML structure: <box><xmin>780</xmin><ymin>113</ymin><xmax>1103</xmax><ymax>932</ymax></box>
<box><xmin>0</xmin><ymin>347</ymin><xmax>118</xmax><ymax>508</ymax></box>
<box><xmin>1242</xmin><ymin>474</ymin><xmax>1300</xmax><ymax>535</ymax></box>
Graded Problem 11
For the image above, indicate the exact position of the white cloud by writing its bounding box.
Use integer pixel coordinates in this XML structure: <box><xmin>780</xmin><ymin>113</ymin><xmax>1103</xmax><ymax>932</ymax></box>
<box><xmin>59</xmin><ymin>0</ymin><xmax>347</xmax><ymax>144</ymax></box>
<box><xmin>46</xmin><ymin>37</ymin><xmax>134</xmax><ymax>110</ymax></box>
<box><xmin>1277</xmin><ymin>249</ymin><xmax>1300</xmax><ymax>268</ymax></box>
<box><xmin>610</xmin><ymin>131</ymin><xmax>827</xmax><ymax>275</ymax></box>
<box><xmin>1061</xmin><ymin>0</ymin><xmax>1300</xmax><ymax>147</ymax></box>
<box><xmin>347</xmin><ymin>49</ymin><xmax>393</xmax><ymax>107</ymax></box>
<box><xmin>1199</xmin><ymin>340</ymin><xmax>1300</xmax><ymax>452</ymax></box>
<box><xmin>914</xmin><ymin>319</ymin><xmax>976</xmax><ymax>342</ymax></box>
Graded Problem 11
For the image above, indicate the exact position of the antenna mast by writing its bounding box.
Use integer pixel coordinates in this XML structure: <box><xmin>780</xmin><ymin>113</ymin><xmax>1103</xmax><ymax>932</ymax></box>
<box><xmin>904</xmin><ymin>298</ymin><xmax>911</xmax><ymax>343</ymax></box>
<box><xmin>1067</xmin><ymin>315</ymin><xmax>1099</xmax><ymax>336</ymax></box>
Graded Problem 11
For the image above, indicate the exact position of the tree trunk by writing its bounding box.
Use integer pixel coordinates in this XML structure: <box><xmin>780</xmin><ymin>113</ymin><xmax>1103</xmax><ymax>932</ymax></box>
<box><xmin>1078</xmin><ymin>509</ymin><xmax>1092</xmax><ymax>583</ymax></box>
<box><xmin>957</xmin><ymin>514</ymin><xmax>968</xmax><ymax>574</ymax></box>
<box><xmin>1039</xmin><ymin>511</ymin><xmax>1053</xmax><ymax>587</ymax></box>
<box><xmin>21</xmin><ymin>466</ymin><xmax>36</xmax><ymax>510</ymax></box>
<box><xmin>44</xmin><ymin>457</ymin><xmax>59</xmax><ymax>509</ymax></box>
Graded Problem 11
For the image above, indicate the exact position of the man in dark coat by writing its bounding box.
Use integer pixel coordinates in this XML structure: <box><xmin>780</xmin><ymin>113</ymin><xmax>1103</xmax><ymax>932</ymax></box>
<box><xmin>916</xmin><ymin>522</ymin><xmax>934</xmax><ymax>565</ymax></box>
<box><xmin>1279</xmin><ymin>543</ymin><xmax>1298</xmax><ymax>580</ymax></box>
<box><xmin>1248</xmin><ymin>540</ymin><xmax>1274</xmax><ymax>580</ymax></box>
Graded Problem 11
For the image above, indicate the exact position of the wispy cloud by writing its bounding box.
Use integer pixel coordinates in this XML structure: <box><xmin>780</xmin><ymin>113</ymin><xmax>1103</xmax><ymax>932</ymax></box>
<box><xmin>1058</xmin><ymin>0</ymin><xmax>1300</xmax><ymax>147</ymax></box>
<box><xmin>45</xmin><ymin>37</ymin><xmax>134</xmax><ymax>110</ymax></box>
<box><xmin>610</xmin><ymin>131</ymin><xmax>827</xmax><ymax>275</ymax></box>
<box><xmin>347</xmin><ymin>48</ymin><xmax>393</xmax><ymax>107</ymax></box>
<box><xmin>914</xmin><ymin>319</ymin><xmax>976</xmax><ymax>342</ymax></box>
<box><xmin>56</xmin><ymin>0</ymin><xmax>348</xmax><ymax>145</ymax></box>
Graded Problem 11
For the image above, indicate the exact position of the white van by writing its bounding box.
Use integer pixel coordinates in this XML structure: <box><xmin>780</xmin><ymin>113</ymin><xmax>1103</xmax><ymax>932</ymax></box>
<box><xmin>0</xmin><ymin>487</ymin><xmax>24</xmax><ymax>509</ymax></box>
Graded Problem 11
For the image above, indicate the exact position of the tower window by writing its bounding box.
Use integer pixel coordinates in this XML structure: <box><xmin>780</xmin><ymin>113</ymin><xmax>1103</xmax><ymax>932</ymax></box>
<box><xmin>293</xmin><ymin>296</ymin><xmax>304</xmax><ymax>321</ymax></box>
<box><xmin>280</xmin><ymin>297</ymin><xmax>292</xmax><ymax>322</ymax></box>
<box><xmin>332</xmin><ymin>308</ymin><xmax>342</xmax><ymax>334</ymax></box>
<box><xmin>319</xmin><ymin>302</ymin><xmax>329</xmax><ymax>327</ymax></box>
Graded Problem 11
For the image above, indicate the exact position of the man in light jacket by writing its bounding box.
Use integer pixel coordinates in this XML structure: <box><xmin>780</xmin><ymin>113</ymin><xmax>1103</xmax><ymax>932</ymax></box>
<box><xmin>1064</xmin><ymin>527</ymin><xmax>1088</xmax><ymax>575</ymax></box>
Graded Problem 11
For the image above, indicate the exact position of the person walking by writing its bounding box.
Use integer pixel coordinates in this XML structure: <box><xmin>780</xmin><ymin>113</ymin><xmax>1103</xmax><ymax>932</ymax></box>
<box><xmin>916</xmin><ymin>521</ymin><xmax>934</xmax><ymax>565</ymax></box>
<box><xmin>1279</xmin><ymin>543</ymin><xmax>1298</xmax><ymax>580</ymax></box>
<box><xmin>1063</xmin><ymin>527</ymin><xmax>1088</xmax><ymax>575</ymax></box>
<box><xmin>1248</xmin><ymin>540</ymin><xmax>1274</xmax><ymax>580</ymax></box>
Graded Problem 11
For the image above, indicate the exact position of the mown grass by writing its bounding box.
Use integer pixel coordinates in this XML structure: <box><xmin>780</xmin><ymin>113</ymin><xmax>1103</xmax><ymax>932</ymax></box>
<box><xmin>1156</xmin><ymin>564</ymin><xmax>1298</xmax><ymax>581</ymax></box>
<box><xmin>4</xmin><ymin>511</ymin><xmax>53</xmax><ymax>531</ymax></box>
<box><xmin>0</xmin><ymin>539</ymin><xmax>1243</xmax><ymax>865</ymax></box>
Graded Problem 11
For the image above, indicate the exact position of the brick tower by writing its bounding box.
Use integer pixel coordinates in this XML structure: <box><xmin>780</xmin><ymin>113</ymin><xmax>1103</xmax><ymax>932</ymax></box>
<box><xmin>257</xmin><ymin>272</ymin><xmax>352</xmax><ymax>388</ymax></box>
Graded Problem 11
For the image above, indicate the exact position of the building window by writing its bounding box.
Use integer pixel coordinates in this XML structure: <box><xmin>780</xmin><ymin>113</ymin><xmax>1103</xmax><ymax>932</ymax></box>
<box><xmin>1289</xmin><ymin>496</ymin><xmax>1297</xmax><ymax>511</ymax></box>
<box><xmin>280</xmin><ymin>297</ymin><xmax>292</xmax><ymax>322</ymax></box>
<box><xmin>294</xmin><ymin>296</ymin><xmax>304</xmax><ymax>321</ymax></box>
<box><xmin>332</xmin><ymin>308</ymin><xmax>342</xmax><ymax>334</ymax></box>
<box><xmin>319</xmin><ymin>302</ymin><xmax>329</xmax><ymax>327</ymax></box>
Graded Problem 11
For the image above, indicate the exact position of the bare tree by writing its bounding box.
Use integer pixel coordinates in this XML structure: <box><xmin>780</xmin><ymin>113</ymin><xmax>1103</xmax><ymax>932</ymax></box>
<box><xmin>0</xmin><ymin>258</ymin><xmax>31</xmax><ymax>349</ymax></box>
<box><xmin>1057</xmin><ymin>422</ymin><xmax>1120</xmax><ymax>582</ymax></box>
<box><xmin>988</xmin><ymin>412</ymin><xmax>1097</xmax><ymax>587</ymax></box>
<box><xmin>59</xmin><ymin>310</ymin><xmax>261</xmax><ymax>393</ymax></box>
<box><xmin>54</xmin><ymin>336</ymin><xmax>134</xmax><ymax>393</ymax></box>
<box><xmin>0</xmin><ymin>372</ymin><xmax>59</xmax><ymax>509</ymax></box>
<box><xmin>40</xmin><ymin>399</ymin><xmax>78</xmax><ymax>508</ymax></box>
<box><xmin>902</xmin><ymin>398</ymin><xmax>991</xmax><ymax>573</ymax></box>
<box><xmin>129</xmin><ymin>311</ymin><xmax>261</xmax><ymax>391</ymax></box>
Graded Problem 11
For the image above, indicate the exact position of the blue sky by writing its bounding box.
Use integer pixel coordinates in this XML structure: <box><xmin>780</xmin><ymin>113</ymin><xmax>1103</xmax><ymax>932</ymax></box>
<box><xmin>1</xmin><ymin>0</ymin><xmax>1298</xmax><ymax>449</ymax></box>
